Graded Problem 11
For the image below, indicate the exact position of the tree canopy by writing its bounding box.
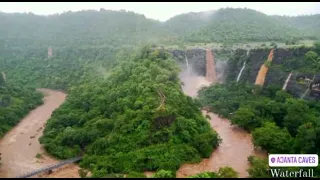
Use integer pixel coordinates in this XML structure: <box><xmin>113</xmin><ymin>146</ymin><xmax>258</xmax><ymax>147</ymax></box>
<box><xmin>39</xmin><ymin>47</ymin><xmax>220</xmax><ymax>177</ymax></box>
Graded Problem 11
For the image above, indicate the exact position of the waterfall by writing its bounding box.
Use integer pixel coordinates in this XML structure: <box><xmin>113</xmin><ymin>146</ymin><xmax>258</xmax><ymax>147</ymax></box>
<box><xmin>236</xmin><ymin>49</ymin><xmax>250</xmax><ymax>82</ymax></box>
<box><xmin>300</xmin><ymin>75</ymin><xmax>315</xmax><ymax>99</ymax></box>
<box><xmin>2</xmin><ymin>72</ymin><xmax>6</xmax><ymax>82</ymax></box>
<box><xmin>236</xmin><ymin>61</ymin><xmax>246</xmax><ymax>82</ymax></box>
<box><xmin>282</xmin><ymin>72</ymin><xmax>292</xmax><ymax>90</ymax></box>
<box><xmin>205</xmin><ymin>49</ymin><xmax>217</xmax><ymax>83</ymax></box>
<box><xmin>255</xmin><ymin>49</ymin><xmax>274</xmax><ymax>86</ymax></box>
<box><xmin>184</xmin><ymin>53</ymin><xmax>190</xmax><ymax>74</ymax></box>
<box><xmin>300</xmin><ymin>88</ymin><xmax>310</xmax><ymax>100</ymax></box>
<box><xmin>48</xmin><ymin>47</ymin><xmax>52</xmax><ymax>58</ymax></box>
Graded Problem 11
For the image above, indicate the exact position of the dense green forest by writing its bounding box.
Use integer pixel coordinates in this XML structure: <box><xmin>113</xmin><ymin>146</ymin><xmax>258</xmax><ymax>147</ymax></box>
<box><xmin>273</xmin><ymin>14</ymin><xmax>320</xmax><ymax>38</ymax></box>
<box><xmin>198</xmin><ymin>46</ymin><xmax>320</xmax><ymax>177</ymax></box>
<box><xmin>0</xmin><ymin>8</ymin><xmax>318</xmax><ymax>50</ymax></box>
<box><xmin>0</xmin><ymin>6</ymin><xmax>319</xmax><ymax>178</ymax></box>
<box><xmin>0</xmin><ymin>46</ymin><xmax>134</xmax><ymax>91</ymax></box>
<box><xmin>0</xmin><ymin>74</ymin><xmax>43</xmax><ymax>137</ymax></box>
<box><xmin>199</xmin><ymin>82</ymin><xmax>320</xmax><ymax>177</ymax></box>
<box><xmin>0</xmin><ymin>10</ymin><xmax>174</xmax><ymax>48</ymax></box>
<box><xmin>165</xmin><ymin>8</ymin><xmax>319</xmax><ymax>43</ymax></box>
<box><xmin>39</xmin><ymin>47</ymin><xmax>220</xmax><ymax>177</ymax></box>
<box><xmin>0</xmin><ymin>8</ymin><xmax>318</xmax><ymax>92</ymax></box>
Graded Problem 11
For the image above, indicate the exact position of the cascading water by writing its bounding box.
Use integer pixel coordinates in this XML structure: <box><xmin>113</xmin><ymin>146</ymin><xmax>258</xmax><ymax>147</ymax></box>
<box><xmin>282</xmin><ymin>72</ymin><xmax>292</xmax><ymax>90</ymax></box>
<box><xmin>2</xmin><ymin>71</ymin><xmax>6</xmax><ymax>82</ymax></box>
<box><xmin>255</xmin><ymin>49</ymin><xmax>274</xmax><ymax>86</ymax></box>
<box><xmin>236</xmin><ymin>50</ymin><xmax>250</xmax><ymax>82</ymax></box>
<box><xmin>300</xmin><ymin>75</ymin><xmax>315</xmax><ymax>99</ymax></box>
<box><xmin>184</xmin><ymin>53</ymin><xmax>190</xmax><ymax>74</ymax></box>
<box><xmin>48</xmin><ymin>47</ymin><xmax>52</xmax><ymax>58</ymax></box>
<box><xmin>236</xmin><ymin>61</ymin><xmax>246</xmax><ymax>82</ymax></box>
<box><xmin>301</xmin><ymin>88</ymin><xmax>310</xmax><ymax>100</ymax></box>
<box><xmin>177</xmin><ymin>49</ymin><xmax>267</xmax><ymax>178</ymax></box>
<box><xmin>205</xmin><ymin>49</ymin><xmax>217</xmax><ymax>83</ymax></box>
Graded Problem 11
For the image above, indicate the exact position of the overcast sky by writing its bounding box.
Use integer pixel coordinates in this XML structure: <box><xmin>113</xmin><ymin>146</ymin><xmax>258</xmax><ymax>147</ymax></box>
<box><xmin>0</xmin><ymin>2</ymin><xmax>319</xmax><ymax>21</ymax></box>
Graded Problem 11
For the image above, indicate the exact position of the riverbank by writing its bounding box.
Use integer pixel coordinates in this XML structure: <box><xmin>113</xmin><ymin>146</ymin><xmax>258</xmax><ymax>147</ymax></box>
<box><xmin>176</xmin><ymin>110</ymin><xmax>266</xmax><ymax>178</ymax></box>
<box><xmin>0</xmin><ymin>88</ymin><xmax>79</xmax><ymax>178</ymax></box>
<box><xmin>178</xmin><ymin>69</ymin><xmax>267</xmax><ymax>178</ymax></box>
<box><xmin>0</xmin><ymin>85</ymin><xmax>267</xmax><ymax>178</ymax></box>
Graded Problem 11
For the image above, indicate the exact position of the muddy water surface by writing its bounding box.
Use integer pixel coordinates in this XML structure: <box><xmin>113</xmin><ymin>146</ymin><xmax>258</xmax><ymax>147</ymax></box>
<box><xmin>0</xmin><ymin>74</ymin><xmax>267</xmax><ymax>178</ymax></box>
<box><xmin>176</xmin><ymin>111</ymin><xmax>266</xmax><ymax>178</ymax></box>
<box><xmin>255</xmin><ymin>49</ymin><xmax>274</xmax><ymax>86</ymax></box>
<box><xmin>178</xmin><ymin>67</ymin><xmax>267</xmax><ymax>178</ymax></box>
<box><xmin>205</xmin><ymin>49</ymin><xmax>217</xmax><ymax>83</ymax></box>
<box><xmin>0</xmin><ymin>88</ymin><xmax>79</xmax><ymax>178</ymax></box>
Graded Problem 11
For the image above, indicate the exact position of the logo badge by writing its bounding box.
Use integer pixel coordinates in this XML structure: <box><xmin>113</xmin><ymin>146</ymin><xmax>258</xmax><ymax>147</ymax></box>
<box><xmin>269</xmin><ymin>154</ymin><xmax>318</xmax><ymax>167</ymax></box>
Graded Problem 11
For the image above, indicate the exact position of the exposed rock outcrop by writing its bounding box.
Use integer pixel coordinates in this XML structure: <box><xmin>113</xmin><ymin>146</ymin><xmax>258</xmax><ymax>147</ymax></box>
<box><xmin>170</xmin><ymin>46</ymin><xmax>319</xmax><ymax>100</ymax></box>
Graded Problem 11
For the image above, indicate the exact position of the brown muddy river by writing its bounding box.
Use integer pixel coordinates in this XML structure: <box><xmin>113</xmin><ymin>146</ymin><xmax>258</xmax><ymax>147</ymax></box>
<box><xmin>176</xmin><ymin>111</ymin><xmax>266</xmax><ymax>178</ymax></box>
<box><xmin>0</xmin><ymin>88</ymin><xmax>79</xmax><ymax>178</ymax></box>
<box><xmin>178</xmin><ymin>71</ymin><xmax>267</xmax><ymax>178</ymax></box>
<box><xmin>0</xmin><ymin>78</ymin><xmax>266</xmax><ymax>178</ymax></box>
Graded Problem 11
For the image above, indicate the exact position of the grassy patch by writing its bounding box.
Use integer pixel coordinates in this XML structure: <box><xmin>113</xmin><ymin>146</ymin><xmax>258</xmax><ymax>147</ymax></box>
<box><xmin>35</xmin><ymin>153</ymin><xmax>42</xmax><ymax>159</ymax></box>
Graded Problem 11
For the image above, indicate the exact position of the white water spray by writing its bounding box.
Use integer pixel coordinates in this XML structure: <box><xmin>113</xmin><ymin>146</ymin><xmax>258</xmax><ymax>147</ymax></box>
<box><xmin>236</xmin><ymin>61</ymin><xmax>246</xmax><ymax>82</ymax></box>
<box><xmin>282</xmin><ymin>72</ymin><xmax>292</xmax><ymax>90</ymax></box>
<box><xmin>2</xmin><ymin>72</ymin><xmax>6</xmax><ymax>82</ymax></box>
<box><xmin>185</xmin><ymin>53</ymin><xmax>190</xmax><ymax>74</ymax></box>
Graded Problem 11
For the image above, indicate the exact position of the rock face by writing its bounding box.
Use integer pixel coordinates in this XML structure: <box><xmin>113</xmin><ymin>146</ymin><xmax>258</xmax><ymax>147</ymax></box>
<box><xmin>170</xmin><ymin>46</ymin><xmax>320</xmax><ymax>100</ymax></box>
<box><xmin>224</xmin><ymin>47</ymin><xmax>320</xmax><ymax>99</ymax></box>
<box><xmin>310</xmin><ymin>75</ymin><xmax>320</xmax><ymax>99</ymax></box>
<box><xmin>169</xmin><ymin>49</ymin><xmax>206</xmax><ymax>76</ymax></box>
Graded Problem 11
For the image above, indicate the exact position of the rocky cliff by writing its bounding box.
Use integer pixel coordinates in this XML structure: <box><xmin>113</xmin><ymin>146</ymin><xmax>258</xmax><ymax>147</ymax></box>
<box><xmin>170</xmin><ymin>46</ymin><xmax>320</xmax><ymax>100</ymax></box>
<box><xmin>169</xmin><ymin>48</ymin><xmax>230</xmax><ymax>83</ymax></box>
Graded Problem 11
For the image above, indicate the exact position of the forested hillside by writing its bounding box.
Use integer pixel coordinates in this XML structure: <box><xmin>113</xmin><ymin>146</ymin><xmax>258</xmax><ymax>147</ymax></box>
<box><xmin>0</xmin><ymin>9</ymin><xmax>171</xmax><ymax>91</ymax></box>
<box><xmin>0</xmin><ymin>10</ymin><xmax>175</xmax><ymax>48</ymax></box>
<box><xmin>0</xmin><ymin>46</ymin><xmax>134</xmax><ymax>91</ymax></box>
<box><xmin>198</xmin><ymin>83</ymin><xmax>320</xmax><ymax>177</ymax></box>
<box><xmin>0</xmin><ymin>8</ymin><xmax>319</xmax><ymax>50</ymax></box>
<box><xmin>163</xmin><ymin>10</ymin><xmax>215</xmax><ymax>35</ymax></box>
<box><xmin>273</xmin><ymin>14</ymin><xmax>320</xmax><ymax>38</ymax></box>
<box><xmin>39</xmin><ymin>47</ymin><xmax>220</xmax><ymax>177</ymax></box>
<box><xmin>0</xmin><ymin>6</ymin><xmax>319</xmax><ymax>178</ymax></box>
<box><xmin>169</xmin><ymin>8</ymin><xmax>316</xmax><ymax>43</ymax></box>
<box><xmin>0</xmin><ymin>8</ymin><xmax>318</xmax><ymax>91</ymax></box>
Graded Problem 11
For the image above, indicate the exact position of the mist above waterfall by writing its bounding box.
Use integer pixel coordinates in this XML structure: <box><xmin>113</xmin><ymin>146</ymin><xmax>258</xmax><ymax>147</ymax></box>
<box><xmin>199</xmin><ymin>10</ymin><xmax>216</xmax><ymax>21</ymax></box>
<box><xmin>179</xmin><ymin>49</ymin><xmax>228</xmax><ymax>97</ymax></box>
<box><xmin>179</xmin><ymin>63</ymin><xmax>211</xmax><ymax>97</ymax></box>
<box><xmin>215</xmin><ymin>58</ymin><xmax>228</xmax><ymax>83</ymax></box>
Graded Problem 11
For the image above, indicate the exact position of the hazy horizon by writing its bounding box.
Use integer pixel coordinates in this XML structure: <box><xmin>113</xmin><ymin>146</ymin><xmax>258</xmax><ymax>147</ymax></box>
<box><xmin>0</xmin><ymin>2</ymin><xmax>319</xmax><ymax>21</ymax></box>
